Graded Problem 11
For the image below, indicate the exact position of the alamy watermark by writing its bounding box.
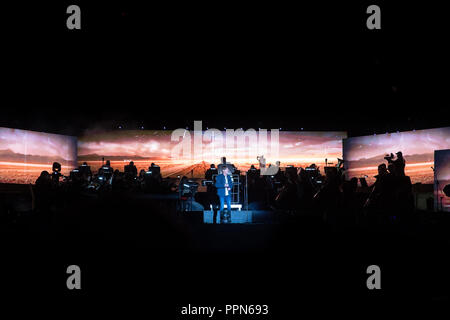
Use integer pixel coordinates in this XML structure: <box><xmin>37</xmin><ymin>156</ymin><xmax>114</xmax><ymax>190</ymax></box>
<box><xmin>170</xmin><ymin>121</ymin><xmax>280</xmax><ymax>175</ymax></box>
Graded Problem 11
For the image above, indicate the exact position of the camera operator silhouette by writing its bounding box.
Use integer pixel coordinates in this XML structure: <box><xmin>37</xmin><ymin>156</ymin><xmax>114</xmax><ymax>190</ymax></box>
<box><xmin>385</xmin><ymin>151</ymin><xmax>405</xmax><ymax>176</ymax></box>
<box><xmin>215</xmin><ymin>166</ymin><xmax>233</xmax><ymax>220</ymax></box>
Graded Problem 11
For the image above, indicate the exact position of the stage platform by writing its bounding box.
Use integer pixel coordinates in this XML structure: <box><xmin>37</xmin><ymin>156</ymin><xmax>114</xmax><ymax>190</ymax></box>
<box><xmin>203</xmin><ymin>210</ymin><xmax>274</xmax><ymax>224</ymax></box>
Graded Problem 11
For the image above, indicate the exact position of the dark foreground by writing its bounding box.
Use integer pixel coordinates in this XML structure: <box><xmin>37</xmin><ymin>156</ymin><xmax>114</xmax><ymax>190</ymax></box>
<box><xmin>1</xmin><ymin>191</ymin><xmax>450</xmax><ymax>317</ymax></box>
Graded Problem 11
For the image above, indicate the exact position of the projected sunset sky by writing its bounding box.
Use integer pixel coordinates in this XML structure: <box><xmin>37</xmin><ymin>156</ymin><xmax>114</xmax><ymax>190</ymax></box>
<box><xmin>78</xmin><ymin>130</ymin><xmax>347</xmax><ymax>178</ymax></box>
<box><xmin>344</xmin><ymin>127</ymin><xmax>450</xmax><ymax>185</ymax></box>
<box><xmin>435</xmin><ymin>149</ymin><xmax>450</xmax><ymax>212</ymax></box>
<box><xmin>0</xmin><ymin>127</ymin><xmax>77</xmax><ymax>184</ymax></box>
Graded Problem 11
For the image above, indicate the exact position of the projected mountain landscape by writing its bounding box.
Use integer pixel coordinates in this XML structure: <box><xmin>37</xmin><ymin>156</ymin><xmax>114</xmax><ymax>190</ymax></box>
<box><xmin>435</xmin><ymin>149</ymin><xmax>450</xmax><ymax>212</ymax></box>
<box><xmin>0</xmin><ymin>128</ymin><xmax>77</xmax><ymax>184</ymax></box>
<box><xmin>78</xmin><ymin>130</ymin><xmax>347</xmax><ymax>178</ymax></box>
<box><xmin>344</xmin><ymin>127</ymin><xmax>450</xmax><ymax>185</ymax></box>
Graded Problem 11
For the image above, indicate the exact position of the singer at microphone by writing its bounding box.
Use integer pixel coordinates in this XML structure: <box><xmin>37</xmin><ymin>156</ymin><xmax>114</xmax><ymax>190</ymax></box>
<box><xmin>215</xmin><ymin>166</ymin><xmax>234</xmax><ymax>216</ymax></box>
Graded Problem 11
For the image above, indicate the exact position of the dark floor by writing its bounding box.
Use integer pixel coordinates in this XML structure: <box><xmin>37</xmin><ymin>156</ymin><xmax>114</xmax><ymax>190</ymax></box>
<box><xmin>1</xmin><ymin>192</ymin><xmax>450</xmax><ymax>315</ymax></box>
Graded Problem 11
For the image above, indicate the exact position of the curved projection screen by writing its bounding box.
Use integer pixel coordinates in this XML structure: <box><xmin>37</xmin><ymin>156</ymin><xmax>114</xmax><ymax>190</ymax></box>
<box><xmin>0</xmin><ymin>127</ymin><xmax>78</xmax><ymax>184</ymax></box>
<box><xmin>78</xmin><ymin>130</ymin><xmax>347</xmax><ymax>178</ymax></box>
<box><xmin>343</xmin><ymin>127</ymin><xmax>450</xmax><ymax>185</ymax></box>
<box><xmin>434</xmin><ymin>149</ymin><xmax>450</xmax><ymax>212</ymax></box>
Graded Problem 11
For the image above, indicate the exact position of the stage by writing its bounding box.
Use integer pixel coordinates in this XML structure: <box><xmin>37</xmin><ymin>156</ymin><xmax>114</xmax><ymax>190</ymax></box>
<box><xmin>203</xmin><ymin>210</ymin><xmax>275</xmax><ymax>224</ymax></box>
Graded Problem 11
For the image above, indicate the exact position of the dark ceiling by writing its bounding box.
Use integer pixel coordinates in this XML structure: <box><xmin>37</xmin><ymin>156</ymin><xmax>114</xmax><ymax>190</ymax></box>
<box><xmin>2</xmin><ymin>1</ymin><xmax>449</xmax><ymax>137</ymax></box>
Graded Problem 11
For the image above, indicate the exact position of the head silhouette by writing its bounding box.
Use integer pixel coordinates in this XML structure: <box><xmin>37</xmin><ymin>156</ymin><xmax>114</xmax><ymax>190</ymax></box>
<box><xmin>378</xmin><ymin>163</ymin><xmax>387</xmax><ymax>176</ymax></box>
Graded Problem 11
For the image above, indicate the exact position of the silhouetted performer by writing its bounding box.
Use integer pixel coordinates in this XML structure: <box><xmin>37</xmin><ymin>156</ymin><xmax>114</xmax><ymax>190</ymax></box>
<box><xmin>273</xmin><ymin>161</ymin><xmax>282</xmax><ymax>178</ymax></box>
<box><xmin>98</xmin><ymin>160</ymin><xmax>113</xmax><ymax>184</ymax></box>
<box><xmin>179</xmin><ymin>176</ymin><xmax>191</xmax><ymax>211</ymax></box>
<box><xmin>248</xmin><ymin>165</ymin><xmax>259</xmax><ymax>175</ymax></box>
<box><xmin>79</xmin><ymin>162</ymin><xmax>92</xmax><ymax>180</ymax></box>
<box><xmin>205</xmin><ymin>164</ymin><xmax>217</xmax><ymax>180</ymax></box>
<box><xmin>138</xmin><ymin>169</ymin><xmax>146</xmax><ymax>188</ymax></box>
<box><xmin>99</xmin><ymin>160</ymin><xmax>113</xmax><ymax>175</ymax></box>
<box><xmin>217</xmin><ymin>157</ymin><xmax>234</xmax><ymax>174</ymax></box>
<box><xmin>149</xmin><ymin>163</ymin><xmax>162</xmax><ymax>182</ymax></box>
<box><xmin>215</xmin><ymin>166</ymin><xmax>233</xmax><ymax>216</ymax></box>
<box><xmin>35</xmin><ymin>171</ymin><xmax>51</xmax><ymax>188</ymax></box>
<box><xmin>124</xmin><ymin>161</ymin><xmax>138</xmax><ymax>178</ymax></box>
<box><xmin>366</xmin><ymin>163</ymin><xmax>390</xmax><ymax>209</ymax></box>
<box><xmin>34</xmin><ymin>171</ymin><xmax>53</xmax><ymax>213</ymax></box>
